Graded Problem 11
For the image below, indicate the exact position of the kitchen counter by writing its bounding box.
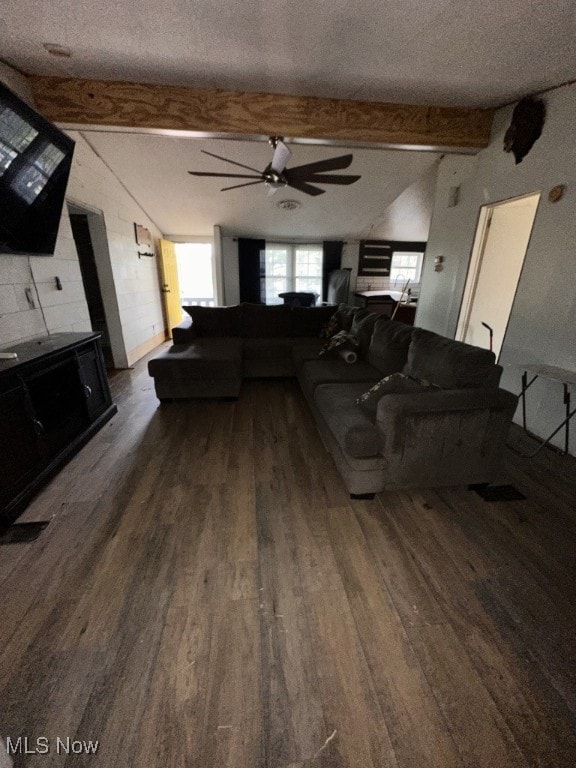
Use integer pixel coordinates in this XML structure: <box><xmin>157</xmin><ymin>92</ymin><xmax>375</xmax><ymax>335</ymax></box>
<box><xmin>354</xmin><ymin>290</ymin><xmax>406</xmax><ymax>302</ymax></box>
<box><xmin>354</xmin><ymin>291</ymin><xmax>417</xmax><ymax>323</ymax></box>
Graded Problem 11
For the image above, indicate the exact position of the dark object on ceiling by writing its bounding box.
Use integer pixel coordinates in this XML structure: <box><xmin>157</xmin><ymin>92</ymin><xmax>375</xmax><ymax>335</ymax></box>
<box><xmin>188</xmin><ymin>136</ymin><xmax>361</xmax><ymax>196</ymax></box>
<box><xmin>503</xmin><ymin>96</ymin><xmax>546</xmax><ymax>164</ymax></box>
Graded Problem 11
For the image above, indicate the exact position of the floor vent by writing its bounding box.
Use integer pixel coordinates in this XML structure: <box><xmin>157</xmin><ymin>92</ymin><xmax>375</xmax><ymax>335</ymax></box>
<box><xmin>0</xmin><ymin>521</ymin><xmax>51</xmax><ymax>545</ymax></box>
<box><xmin>469</xmin><ymin>484</ymin><xmax>527</xmax><ymax>502</ymax></box>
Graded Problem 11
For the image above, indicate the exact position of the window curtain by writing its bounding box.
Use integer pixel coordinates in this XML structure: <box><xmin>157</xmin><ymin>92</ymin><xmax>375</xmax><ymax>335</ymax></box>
<box><xmin>238</xmin><ymin>238</ymin><xmax>266</xmax><ymax>303</ymax></box>
<box><xmin>322</xmin><ymin>241</ymin><xmax>344</xmax><ymax>301</ymax></box>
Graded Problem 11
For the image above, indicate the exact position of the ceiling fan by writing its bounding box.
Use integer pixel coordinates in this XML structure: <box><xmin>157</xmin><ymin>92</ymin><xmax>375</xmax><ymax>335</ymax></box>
<box><xmin>188</xmin><ymin>137</ymin><xmax>361</xmax><ymax>197</ymax></box>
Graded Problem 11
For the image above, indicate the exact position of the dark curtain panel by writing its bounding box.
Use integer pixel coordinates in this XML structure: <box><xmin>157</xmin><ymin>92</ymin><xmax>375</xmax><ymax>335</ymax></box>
<box><xmin>238</xmin><ymin>238</ymin><xmax>266</xmax><ymax>303</ymax></box>
<box><xmin>322</xmin><ymin>240</ymin><xmax>344</xmax><ymax>301</ymax></box>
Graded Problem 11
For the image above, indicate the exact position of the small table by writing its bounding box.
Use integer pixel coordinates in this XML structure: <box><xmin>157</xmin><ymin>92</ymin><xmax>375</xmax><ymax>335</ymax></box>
<box><xmin>517</xmin><ymin>364</ymin><xmax>576</xmax><ymax>457</ymax></box>
<box><xmin>278</xmin><ymin>292</ymin><xmax>318</xmax><ymax>307</ymax></box>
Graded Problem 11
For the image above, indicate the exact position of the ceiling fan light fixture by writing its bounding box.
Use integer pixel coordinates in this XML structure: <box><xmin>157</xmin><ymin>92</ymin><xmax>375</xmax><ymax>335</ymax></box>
<box><xmin>189</xmin><ymin>141</ymin><xmax>360</xmax><ymax>196</ymax></box>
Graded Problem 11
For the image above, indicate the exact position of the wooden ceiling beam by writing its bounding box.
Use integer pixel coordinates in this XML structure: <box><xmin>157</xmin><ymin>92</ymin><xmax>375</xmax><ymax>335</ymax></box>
<box><xmin>28</xmin><ymin>75</ymin><xmax>494</xmax><ymax>149</ymax></box>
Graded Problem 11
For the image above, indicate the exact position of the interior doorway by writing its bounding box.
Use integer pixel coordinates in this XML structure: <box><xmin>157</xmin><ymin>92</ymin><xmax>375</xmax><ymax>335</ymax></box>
<box><xmin>69</xmin><ymin>211</ymin><xmax>113</xmax><ymax>366</ymax></box>
<box><xmin>175</xmin><ymin>242</ymin><xmax>215</xmax><ymax>307</ymax></box>
<box><xmin>67</xmin><ymin>202</ymin><xmax>128</xmax><ymax>370</ymax></box>
<box><xmin>456</xmin><ymin>193</ymin><xmax>540</xmax><ymax>360</ymax></box>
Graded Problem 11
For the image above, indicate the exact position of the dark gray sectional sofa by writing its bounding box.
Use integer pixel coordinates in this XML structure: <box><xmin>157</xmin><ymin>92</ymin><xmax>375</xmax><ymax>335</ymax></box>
<box><xmin>148</xmin><ymin>303</ymin><xmax>518</xmax><ymax>495</ymax></box>
<box><xmin>149</xmin><ymin>303</ymin><xmax>334</xmax><ymax>397</ymax></box>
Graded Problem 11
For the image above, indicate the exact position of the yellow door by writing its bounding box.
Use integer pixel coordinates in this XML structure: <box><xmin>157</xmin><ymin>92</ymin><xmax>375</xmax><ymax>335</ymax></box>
<box><xmin>159</xmin><ymin>239</ymin><xmax>182</xmax><ymax>338</ymax></box>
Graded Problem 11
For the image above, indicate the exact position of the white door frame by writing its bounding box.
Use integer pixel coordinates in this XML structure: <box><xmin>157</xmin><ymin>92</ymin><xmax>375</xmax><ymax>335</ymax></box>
<box><xmin>456</xmin><ymin>192</ymin><xmax>540</xmax><ymax>357</ymax></box>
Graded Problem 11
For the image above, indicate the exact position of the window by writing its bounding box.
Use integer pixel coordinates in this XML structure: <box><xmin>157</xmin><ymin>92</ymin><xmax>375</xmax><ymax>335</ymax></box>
<box><xmin>390</xmin><ymin>251</ymin><xmax>424</xmax><ymax>285</ymax></box>
<box><xmin>264</xmin><ymin>243</ymin><xmax>323</xmax><ymax>304</ymax></box>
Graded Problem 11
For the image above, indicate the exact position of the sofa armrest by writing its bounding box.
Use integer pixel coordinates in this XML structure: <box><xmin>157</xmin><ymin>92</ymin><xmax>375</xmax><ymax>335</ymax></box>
<box><xmin>374</xmin><ymin>388</ymin><xmax>518</xmax><ymax>487</ymax></box>
<box><xmin>172</xmin><ymin>317</ymin><xmax>197</xmax><ymax>344</ymax></box>
<box><xmin>375</xmin><ymin>387</ymin><xmax>517</xmax><ymax>419</ymax></box>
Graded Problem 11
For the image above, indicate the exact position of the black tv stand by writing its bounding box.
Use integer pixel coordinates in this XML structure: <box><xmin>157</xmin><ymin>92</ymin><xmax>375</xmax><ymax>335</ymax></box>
<box><xmin>0</xmin><ymin>332</ymin><xmax>117</xmax><ymax>528</ymax></box>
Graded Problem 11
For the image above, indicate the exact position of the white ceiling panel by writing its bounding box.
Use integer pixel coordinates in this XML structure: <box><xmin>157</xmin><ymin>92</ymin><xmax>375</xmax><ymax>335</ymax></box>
<box><xmin>76</xmin><ymin>132</ymin><xmax>441</xmax><ymax>239</ymax></box>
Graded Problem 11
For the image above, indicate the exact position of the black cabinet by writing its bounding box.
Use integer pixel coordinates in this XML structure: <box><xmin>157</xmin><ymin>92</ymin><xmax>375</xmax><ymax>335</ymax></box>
<box><xmin>0</xmin><ymin>332</ymin><xmax>117</xmax><ymax>527</ymax></box>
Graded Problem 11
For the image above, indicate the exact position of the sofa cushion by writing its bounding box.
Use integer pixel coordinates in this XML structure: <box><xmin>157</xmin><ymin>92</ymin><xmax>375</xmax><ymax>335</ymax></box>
<box><xmin>356</xmin><ymin>372</ymin><xmax>440</xmax><ymax>415</ymax></box>
<box><xmin>367</xmin><ymin>318</ymin><xmax>415</xmax><ymax>375</ymax></box>
<box><xmin>241</xmin><ymin>303</ymin><xmax>293</xmax><ymax>338</ymax></box>
<box><xmin>404</xmin><ymin>328</ymin><xmax>500</xmax><ymax>389</ymax></box>
<box><xmin>291</xmin><ymin>306</ymin><xmax>337</xmax><ymax>337</ymax></box>
<box><xmin>242</xmin><ymin>337</ymin><xmax>295</xmax><ymax>360</ymax></box>
<box><xmin>335</xmin><ymin>303</ymin><xmax>359</xmax><ymax>332</ymax></box>
<box><xmin>350</xmin><ymin>309</ymin><xmax>380</xmax><ymax>355</ymax></box>
<box><xmin>314</xmin><ymin>383</ymin><xmax>383</xmax><ymax>458</ymax></box>
<box><xmin>292</xmin><ymin>339</ymin><xmax>327</xmax><ymax>371</ymax></box>
<box><xmin>299</xmin><ymin>358</ymin><xmax>379</xmax><ymax>396</ymax></box>
<box><xmin>182</xmin><ymin>305</ymin><xmax>242</xmax><ymax>337</ymax></box>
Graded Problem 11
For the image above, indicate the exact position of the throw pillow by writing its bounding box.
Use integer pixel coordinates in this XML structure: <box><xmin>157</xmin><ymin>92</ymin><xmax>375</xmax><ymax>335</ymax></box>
<box><xmin>319</xmin><ymin>330</ymin><xmax>359</xmax><ymax>357</ymax></box>
<box><xmin>356</xmin><ymin>372</ymin><xmax>440</xmax><ymax>415</ymax></box>
<box><xmin>350</xmin><ymin>309</ymin><xmax>380</xmax><ymax>355</ymax></box>
<box><xmin>319</xmin><ymin>312</ymin><xmax>339</xmax><ymax>339</ymax></box>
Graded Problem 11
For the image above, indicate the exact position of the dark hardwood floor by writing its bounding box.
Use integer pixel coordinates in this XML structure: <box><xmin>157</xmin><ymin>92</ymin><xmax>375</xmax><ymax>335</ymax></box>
<box><xmin>1</xmin><ymin>347</ymin><xmax>576</xmax><ymax>767</ymax></box>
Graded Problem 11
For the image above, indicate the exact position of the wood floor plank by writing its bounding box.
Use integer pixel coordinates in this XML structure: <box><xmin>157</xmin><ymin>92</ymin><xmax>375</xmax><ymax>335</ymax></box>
<box><xmin>255</xmin><ymin>481</ymin><xmax>327</xmax><ymax>767</ymax></box>
<box><xmin>406</xmin><ymin>622</ymin><xmax>528</xmax><ymax>768</ymax></box>
<box><xmin>305</xmin><ymin>587</ymin><xmax>399</xmax><ymax>768</ymax></box>
<box><xmin>325</xmin><ymin>504</ymin><xmax>463</xmax><ymax>768</ymax></box>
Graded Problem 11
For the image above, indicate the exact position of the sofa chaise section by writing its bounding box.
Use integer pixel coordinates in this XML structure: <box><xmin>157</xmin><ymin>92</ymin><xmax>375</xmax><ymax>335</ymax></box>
<box><xmin>147</xmin><ymin>339</ymin><xmax>242</xmax><ymax>400</ymax></box>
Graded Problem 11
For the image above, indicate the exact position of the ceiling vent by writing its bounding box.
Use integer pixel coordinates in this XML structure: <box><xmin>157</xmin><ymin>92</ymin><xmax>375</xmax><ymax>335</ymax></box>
<box><xmin>276</xmin><ymin>199</ymin><xmax>301</xmax><ymax>211</ymax></box>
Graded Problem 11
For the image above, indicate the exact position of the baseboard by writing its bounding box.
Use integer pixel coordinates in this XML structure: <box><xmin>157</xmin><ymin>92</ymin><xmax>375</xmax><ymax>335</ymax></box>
<box><xmin>126</xmin><ymin>331</ymin><xmax>166</xmax><ymax>366</ymax></box>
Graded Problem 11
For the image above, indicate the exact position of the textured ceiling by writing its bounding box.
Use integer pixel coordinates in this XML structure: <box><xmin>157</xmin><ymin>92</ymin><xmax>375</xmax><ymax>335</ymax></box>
<box><xmin>77</xmin><ymin>132</ymin><xmax>441</xmax><ymax>239</ymax></box>
<box><xmin>1</xmin><ymin>0</ymin><xmax>575</xmax><ymax>108</ymax></box>
<box><xmin>4</xmin><ymin>0</ymin><xmax>574</xmax><ymax>240</ymax></box>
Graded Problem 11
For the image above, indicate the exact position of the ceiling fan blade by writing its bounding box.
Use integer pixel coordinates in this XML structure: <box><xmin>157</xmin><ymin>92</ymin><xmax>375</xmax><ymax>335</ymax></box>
<box><xmin>188</xmin><ymin>171</ymin><xmax>262</xmax><ymax>179</ymax></box>
<box><xmin>220</xmin><ymin>180</ymin><xmax>264</xmax><ymax>192</ymax></box>
<box><xmin>200</xmin><ymin>149</ymin><xmax>262</xmax><ymax>174</ymax></box>
<box><xmin>286</xmin><ymin>154</ymin><xmax>354</xmax><ymax>178</ymax></box>
<box><xmin>285</xmin><ymin>178</ymin><xmax>326</xmax><ymax>196</ymax></box>
<box><xmin>301</xmin><ymin>174</ymin><xmax>361</xmax><ymax>185</ymax></box>
<box><xmin>271</xmin><ymin>140</ymin><xmax>292</xmax><ymax>174</ymax></box>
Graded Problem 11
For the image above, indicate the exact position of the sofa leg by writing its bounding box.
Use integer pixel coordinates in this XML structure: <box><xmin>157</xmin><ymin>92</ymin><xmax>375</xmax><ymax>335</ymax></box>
<box><xmin>350</xmin><ymin>492</ymin><xmax>375</xmax><ymax>500</ymax></box>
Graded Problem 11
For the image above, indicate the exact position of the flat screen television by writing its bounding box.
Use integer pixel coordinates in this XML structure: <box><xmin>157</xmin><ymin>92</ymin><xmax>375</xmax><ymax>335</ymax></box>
<box><xmin>0</xmin><ymin>81</ymin><xmax>75</xmax><ymax>256</ymax></box>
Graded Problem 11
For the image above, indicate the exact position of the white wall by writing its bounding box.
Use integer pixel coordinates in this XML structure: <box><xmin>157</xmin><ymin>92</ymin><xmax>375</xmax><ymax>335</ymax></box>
<box><xmin>66</xmin><ymin>133</ymin><xmax>164</xmax><ymax>365</ymax></box>
<box><xmin>222</xmin><ymin>236</ymin><xmax>240</xmax><ymax>305</ymax></box>
<box><xmin>0</xmin><ymin>65</ymin><xmax>164</xmax><ymax>364</ymax></box>
<box><xmin>369</xmin><ymin>161</ymin><xmax>439</xmax><ymax>242</ymax></box>
<box><xmin>418</xmin><ymin>83</ymin><xmax>576</xmax><ymax>454</ymax></box>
